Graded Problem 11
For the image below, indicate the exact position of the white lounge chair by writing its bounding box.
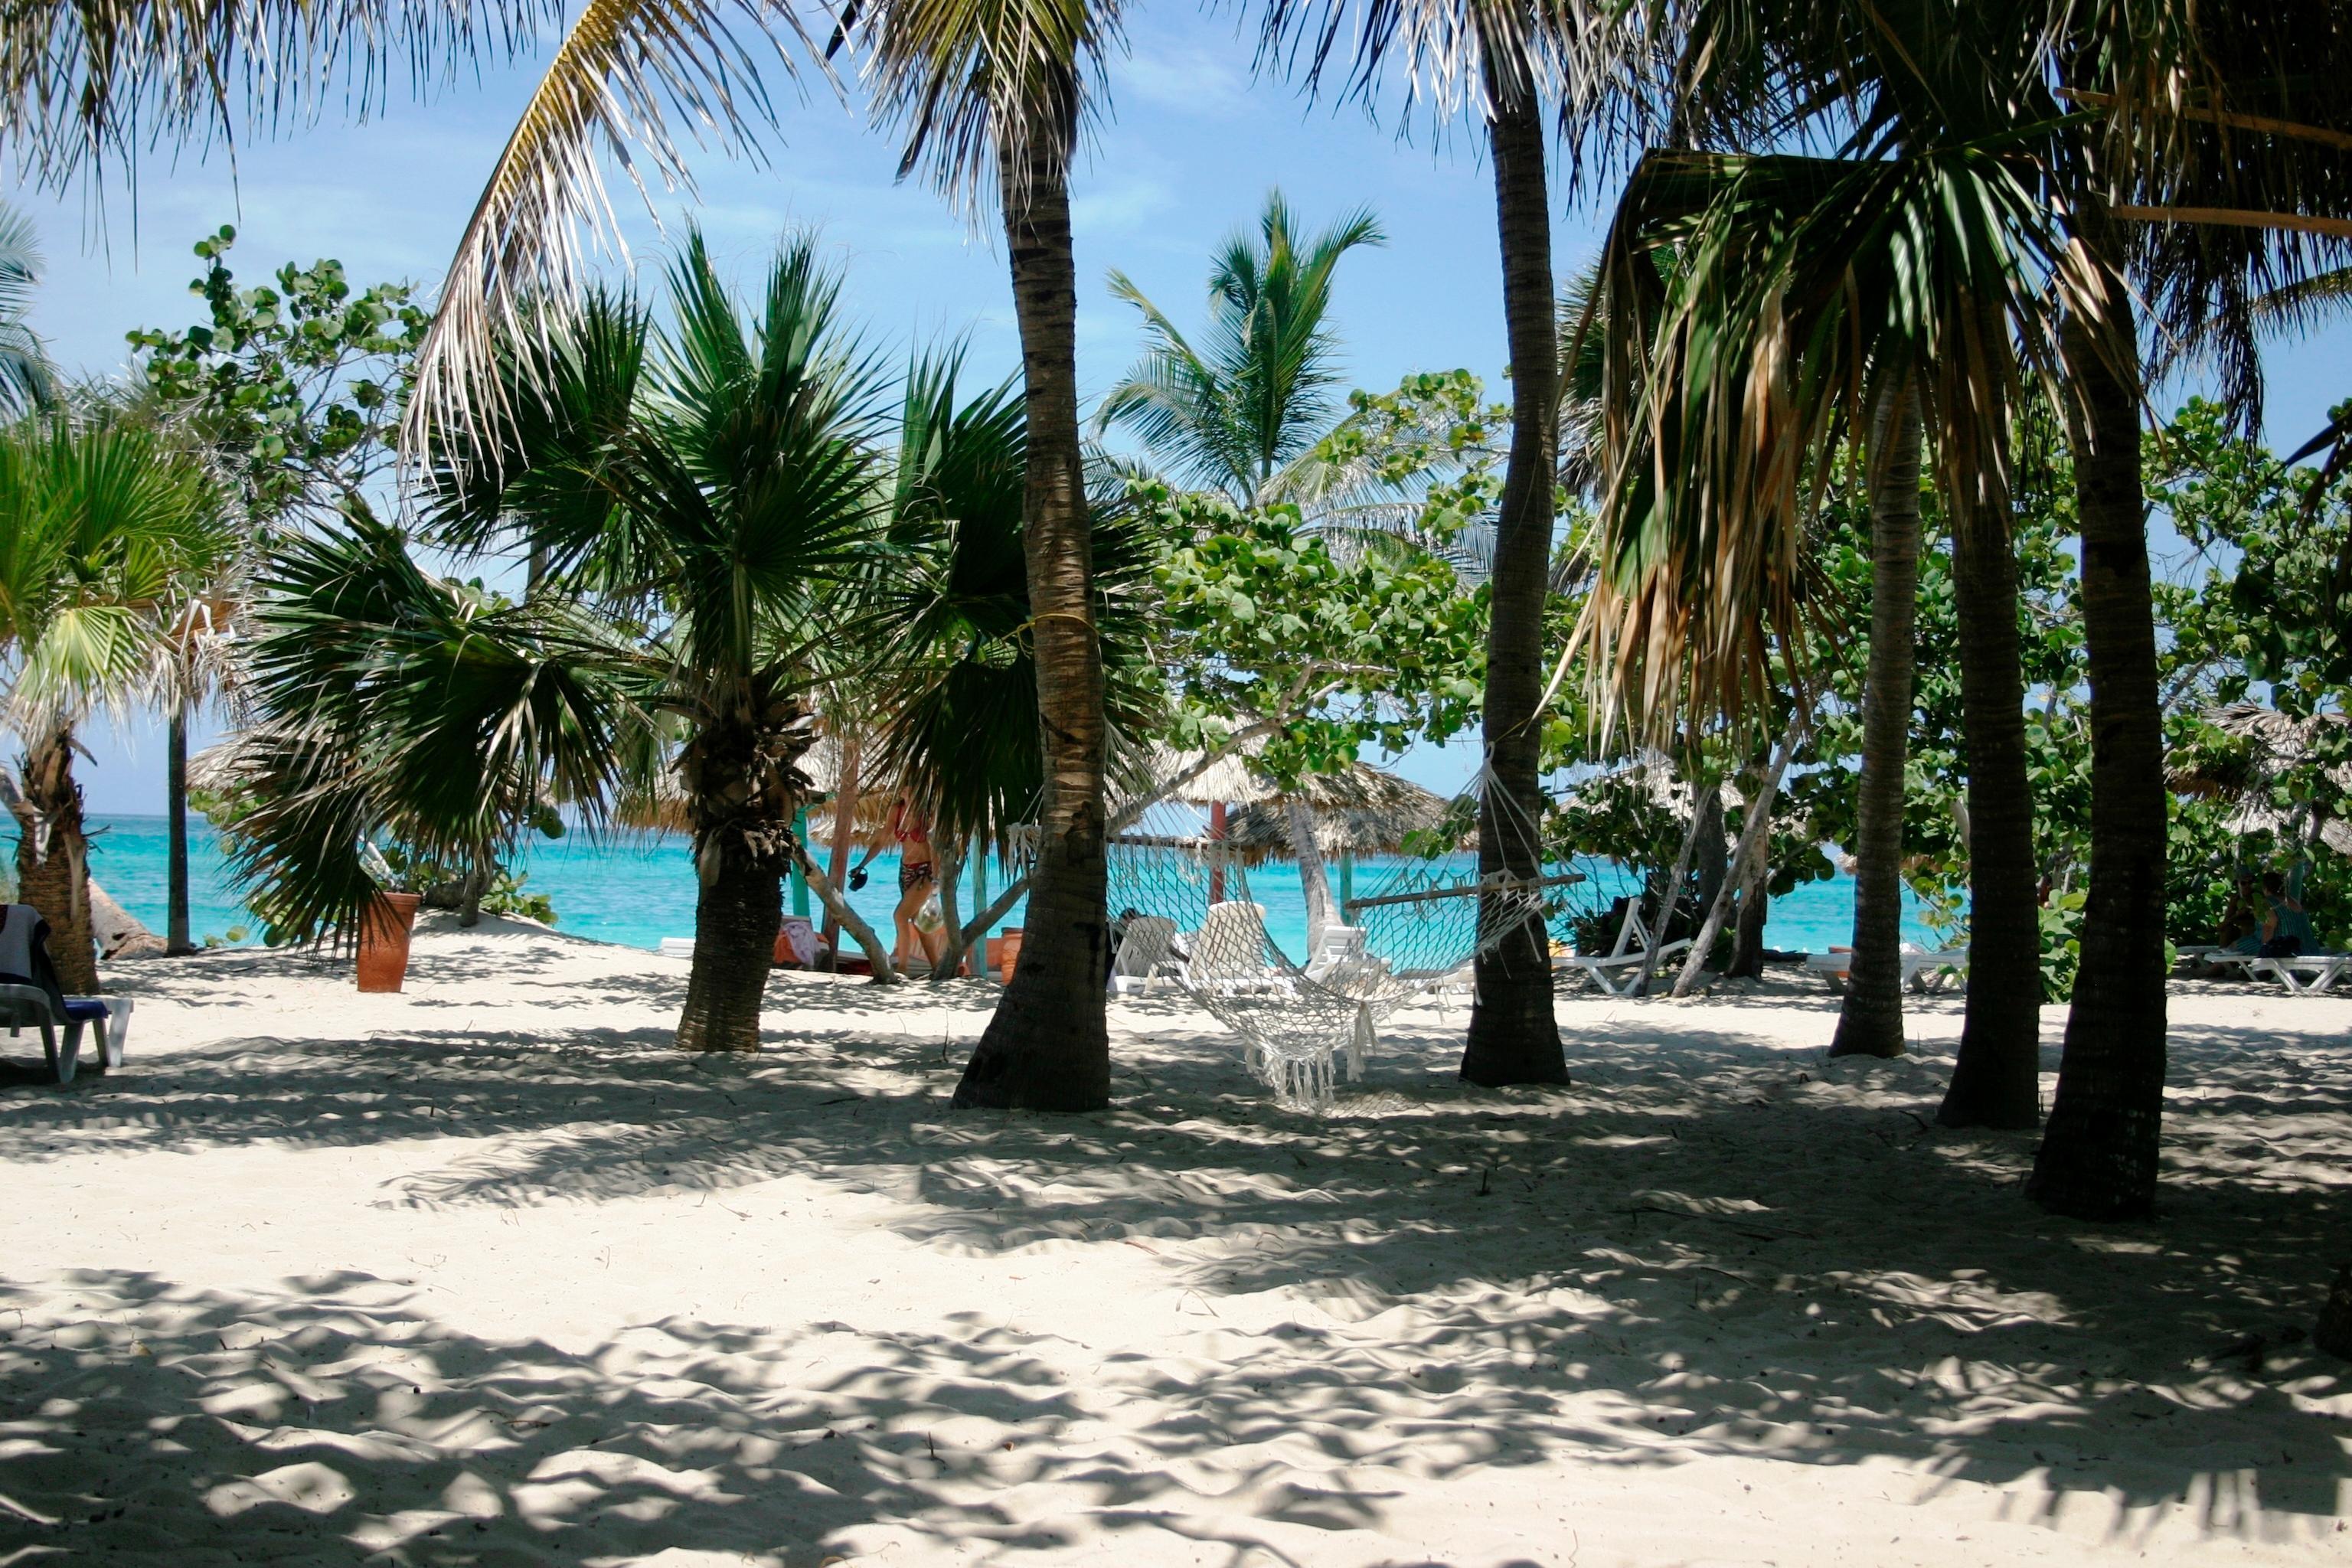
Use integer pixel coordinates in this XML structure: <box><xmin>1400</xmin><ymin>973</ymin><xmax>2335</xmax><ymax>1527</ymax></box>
<box><xmin>1556</xmin><ymin>903</ymin><xmax>1691</xmax><ymax>998</ymax></box>
<box><xmin>1184</xmin><ymin>902</ymin><xmax>1290</xmax><ymax>996</ymax></box>
<box><xmin>1109</xmin><ymin>914</ymin><xmax>1182</xmax><ymax>995</ymax></box>
<box><xmin>1805</xmin><ymin>945</ymin><xmax>1969</xmax><ymax>995</ymax></box>
<box><xmin>2249</xmin><ymin>953</ymin><xmax>2349</xmax><ymax>995</ymax></box>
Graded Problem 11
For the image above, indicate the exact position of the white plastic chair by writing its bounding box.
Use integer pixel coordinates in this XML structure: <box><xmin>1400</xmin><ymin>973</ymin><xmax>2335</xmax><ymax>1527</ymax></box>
<box><xmin>1109</xmin><ymin>915</ymin><xmax>1182</xmax><ymax>995</ymax></box>
<box><xmin>1557</xmin><ymin>903</ymin><xmax>1690</xmax><ymax>997</ymax></box>
<box><xmin>0</xmin><ymin>986</ymin><xmax>132</xmax><ymax>1085</ymax></box>
<box><xmin>1185</xmin><ymin>902</ymin><xmax>1290</xmax><ymax>996</ymax></box>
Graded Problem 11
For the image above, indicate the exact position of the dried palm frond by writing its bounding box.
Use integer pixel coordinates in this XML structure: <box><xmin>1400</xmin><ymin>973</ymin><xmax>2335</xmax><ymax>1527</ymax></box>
<box><xmin>403</xmin><ymin>0</ymin><xmax>813</xmax><ymax>459</ymax></box>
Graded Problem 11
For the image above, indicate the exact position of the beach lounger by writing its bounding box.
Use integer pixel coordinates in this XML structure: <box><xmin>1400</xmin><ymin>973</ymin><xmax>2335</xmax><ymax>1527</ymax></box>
<box><xmin>2249</xmin><ymin>953</ymin><xmax>2350</xmax><ymax>995</ymax></box>
<box><xmin>1109</xmin><ymin>915</ymin><xmax>1182</xmax><ymax>995</ymax></box>
<box><xmin>1805</xmin><ymin>946</ymin><xmax>1970</xmax><ymax>995</ymax></box>
<box><xmin>1555</xmin><ymin>904</ymin><xmax>1690</xmax><ymax>998</ymax></box>
<box><xmin>1184</xmin><ymin>902</ymin><xmax>1291</xmax><ymax>996</ymax></box>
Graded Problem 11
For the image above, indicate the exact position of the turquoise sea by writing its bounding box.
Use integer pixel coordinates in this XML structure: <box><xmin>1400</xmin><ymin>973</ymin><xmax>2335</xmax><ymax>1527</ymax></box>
<box><xmin>18</xmin><ymin>815</ymin><xmax>1945</xmax><ymax>959</ymax></box>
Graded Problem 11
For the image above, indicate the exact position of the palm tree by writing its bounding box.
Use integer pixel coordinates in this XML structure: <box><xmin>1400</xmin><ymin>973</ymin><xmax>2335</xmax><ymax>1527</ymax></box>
<box><xmin>1577</xmin><ymin>0</ymin><xmax>2092</xmax><ymax>1099</ymax></box>
<box><xmin>1098</xmin><ymin>191</ymin><xmax>1384</xmax><ymax>502</ymax></box>
<box><xmin>0</xmin><ymin>410</ymin><xmax>223</xmax><ymax>991</ymax></box>
<box><xmin>1256</xmin><ymin>0</ymin><xmax>1603</xmax><ymax>1088</ymax></box>
<box><xmin>2021</xmin><ymin>0</ymin><xmax>2352</xmax><ymax>1216</ymax></box>
<box><xmin>840</xmin><ymin>0</ymin><xmax>1127</xmax><ymax>1111</ymax></box>
<box><xmin>418</xmin><ymin>234</ymin><xmax>890</xmax><ymax>1050</ymax></box>
<box><xmin>1827</xmin><ymin>383</ymin><xmax>1923</xmax><ymax>1059</ymax></box>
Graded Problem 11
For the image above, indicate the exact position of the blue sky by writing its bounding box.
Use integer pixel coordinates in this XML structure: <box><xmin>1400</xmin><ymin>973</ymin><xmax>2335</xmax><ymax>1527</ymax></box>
<box><xmin>11</xmin><ymin>6</ymin><xmax>2351</xmax><ymax>813</ymax></box>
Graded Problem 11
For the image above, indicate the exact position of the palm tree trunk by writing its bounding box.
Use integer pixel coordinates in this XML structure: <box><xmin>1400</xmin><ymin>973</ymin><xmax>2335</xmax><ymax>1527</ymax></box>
<box><xmin>674</xmin><ymin>716</ymin><xmax>792</xmax><ymax>1053</ymax></box>
<box><xmin>2028</xmin><ymin>259</ymin><xmax>2167</xmax><ymax>1218</ymax></box>
<box><xmin>1462</xmin><ymin>78</ymin><xmax>1566</xmax><ymax>1089</ymax></box>
<box><xmin>677</xmin><ymin>845</ymin><xmax>779</xmax><ymax>1052</ymax></box>
<box><xmin>1829</xmin><ymin>384</ymin><xmax>1923</xmax><ymax>1060</ymax></box>
<box><xmin>952</xmin><ymin>119</ymin><xmax>1112</xmax><ymax>1112</ymax></box>
<box><xmin>13</xmin><ymin>728</ymin><xmax>99</xmax><ymax>993</ymax></box>
<box><xmin>167</xmin><ymin>701</ymin><xmax>193</xmax><ymax>956</ymax></box>
<box><xmin>1939</xmin><ymin>488</ymin><xmax>2043</xmax><ymax>1128</ymax></box>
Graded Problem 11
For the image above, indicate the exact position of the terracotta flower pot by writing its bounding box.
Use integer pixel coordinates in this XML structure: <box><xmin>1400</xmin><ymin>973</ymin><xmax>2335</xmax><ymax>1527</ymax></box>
<box><xmin>356</xmin><ymin>892</ymin><xmax>423</xmax><ymax>993</ymax></box>
<box><xmin>994</xmin><ymin>929</ymin><xmax>1024</xmax><ymax>985</ymax></box>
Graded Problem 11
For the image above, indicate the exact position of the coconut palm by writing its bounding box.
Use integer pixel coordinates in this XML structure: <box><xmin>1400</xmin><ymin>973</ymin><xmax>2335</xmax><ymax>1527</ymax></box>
<box><xmin>0</xmin><ymin>410</ymin><xmax>224</xmax><ymax>991</ymax></box>
<box><xmin>1253</xmin><ymin>0</ymin><xmax>1619</xmax><ymax>1088</ymax></box>
<box><xmin>1098</xmin><ymin>191</ymin><xmax>1385</xmax><ymax>503</ymax></box>
<box><xmin>1579</xmin><ymin>0</ymin><xmax>2158</xmax><ymax>1106</ymax></box>
<box><xmin>416</xmin><ymin>233</ymin><xmax>891</xmax><ymax>1050</ymax></box>
<box><xmin>832</xmin><ymin>0</ymin><xmax>1128</xmax><ymax>1111</ymax></box>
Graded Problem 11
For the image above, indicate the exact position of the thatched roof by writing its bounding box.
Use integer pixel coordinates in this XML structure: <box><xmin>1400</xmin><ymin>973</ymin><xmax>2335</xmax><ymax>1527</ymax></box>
<box><xmin>1216</xmin><ymin>765</ymin><xmax>1459</xmax><ymax>864</ymax></box>
<box><xmin>2168</xmin><ymin>703</ymin><xmax>2352</xmax><ymax>857</ymax></box>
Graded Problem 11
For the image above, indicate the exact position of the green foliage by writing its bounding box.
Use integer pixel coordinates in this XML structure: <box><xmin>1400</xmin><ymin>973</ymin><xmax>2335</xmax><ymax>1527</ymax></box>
<box><xmin>0</xmin><ymin>410</ymin><xmax>227</xmax><ymax>722</ymax></box>
<box><xmin>2038</xmin><ymin>889</ymin><xmax>2086</xmax><ymax>1002</ymax></box>
<box><xmin>1100</xmin><ymin>192</ymin><xmax>1385</xmax><ymax>500</ymax></box>
<box><xmin>126</xmin><ymin>226</ymin><xmax>426</xmax><ymax>525</ymax></box>
<box><xmin>1145</xmin><ymin>484</ymin><xmax>1486</xmax><ymax>782</ymax></box>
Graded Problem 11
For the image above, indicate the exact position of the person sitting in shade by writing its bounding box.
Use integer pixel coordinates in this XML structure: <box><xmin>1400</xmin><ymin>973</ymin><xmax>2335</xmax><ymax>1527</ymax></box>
<box><xmin>2259</xmin><ymin>861</ymin><xmax>2321</xmax><ymax>959</ymax></box>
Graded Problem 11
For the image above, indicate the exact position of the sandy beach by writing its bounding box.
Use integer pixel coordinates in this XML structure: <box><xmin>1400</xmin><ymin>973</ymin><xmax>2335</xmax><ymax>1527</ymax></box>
<box><xmin>2</xmin><ymin>915</ymin><xmax>2346</xmax><ymax>1566</ymax></box>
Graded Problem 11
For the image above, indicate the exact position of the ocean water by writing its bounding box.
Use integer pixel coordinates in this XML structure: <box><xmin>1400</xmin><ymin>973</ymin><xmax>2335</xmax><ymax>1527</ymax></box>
<box><xmin>16</xmin><ymin>815</ymin><xmax>1946</xmax><ymax>959</ymax></box>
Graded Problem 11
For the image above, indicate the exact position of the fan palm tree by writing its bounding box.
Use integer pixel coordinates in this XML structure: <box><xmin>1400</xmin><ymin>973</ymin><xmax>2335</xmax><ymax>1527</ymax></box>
<box><xmin>1253</xmin><ymin>0</ymin><xmax>1619</xmax><ymax>1088</ymax></box>
<box><xmin>414</xmin><ymin>233</ymin><xmax>891</xmax><ymax>1050</ymax></box>
<box><xmin>833</xmin><ymin>0</ymin><xmax>1128</xmax><ymax>1111</ymax></box>
<box><xmin>0</xmin><ymin>410</ymin><xmax>224</xmax><ymax>991</ymax></box>
<box><xmin>1098</xmin><ymin>191</ymin><xmax>1385</xmax><ymax>502</ymax></box>
<box><xmin>868</xmin><ymin>352</ymin><xmax>1167</xmax><ymax>981</ymax></box>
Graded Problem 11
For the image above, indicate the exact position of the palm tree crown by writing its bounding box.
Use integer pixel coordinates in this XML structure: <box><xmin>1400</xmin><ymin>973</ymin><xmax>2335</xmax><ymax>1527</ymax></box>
<box><xmin>1099</xmin><ymin>191</ymin><xmax>1383</xmax><ymax>502</ymax></box>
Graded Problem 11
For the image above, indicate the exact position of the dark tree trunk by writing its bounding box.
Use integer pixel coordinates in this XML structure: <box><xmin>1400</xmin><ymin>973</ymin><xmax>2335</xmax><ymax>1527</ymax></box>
<box><xmin>953</xmin><ymin>114</ymin><xmax>1112</xmax><ymax>1112</ymax></box>
<box><xmin>13</xmin><ymin>729</ymin><xmax>99</xmax><ymax>993</ymax></box>
<box><xmin>1462</xmin><ymin>78</ymin><xmax>1566</xmax><ymax>1089</ymax></box>
<box><xmin>167</xmin><ymin>702</ymin><xmax>193</xmax><ymax>956</ymax></box>
<box><xmin>1939</xmin><ymin>480</ymin><xmax>2043</xmax><ymax>1129</ymax></box>
<box><xmin>1729</xmin><ymin>862</ymin><xmax>1769</xmax><ymax>978</ymax></box>
<box><xmin>1693</xmin><ymin>790</ymin><xmax>1727</xmax><ymax>958</ymax></box>
<box><xmin>2029</xmin><ymin>260</ymin><xmax>2168</xmax><ymax>1218</ymax></box>
<box><xmin>675</xmin><ymin>845</ymin><xmax>782</xmax><ymax>1053</ymax></box>
<box><xmin>674</xmin><ymin>694</ymin><xmax>807</xmax><ymax>1053</ymax></box>
<box><xmin>1831</xmin><ymin>385</ymin><xmax>1923</xmax><ymax>1060</ymax></box>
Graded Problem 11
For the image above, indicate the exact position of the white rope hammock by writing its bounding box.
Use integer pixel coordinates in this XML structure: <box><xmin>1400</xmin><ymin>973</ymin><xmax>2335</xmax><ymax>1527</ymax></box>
<box><xmin>1099</xmin><ymin>766</ymin><xmax>1579</xmax><ymax>1112</ymax></box>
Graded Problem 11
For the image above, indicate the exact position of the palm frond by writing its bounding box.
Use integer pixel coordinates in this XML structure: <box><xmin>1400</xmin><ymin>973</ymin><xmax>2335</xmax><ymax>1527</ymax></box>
<box><xmin>844</xmin><ymin>0</ymin><xmax>1122</xmax><ymax>204</ymax></box>
<box><xmin>229</xmin><ymin>511</ymin><xmax>655</xmax><ymax>944</ymax></box>
<box><xmin>1579</xmin><ymin>137</ymin><xmax>2079</xmax><ymax>743</ymax></box>
<box><xmin>405</xmin><ymin>0</ymin><xmax>811</xmax><ymax>456</ymax></box>
<box><xmin>1099</xmin><ymin>189</ymin><xmax>1383</xmax><ymax>501</ymax></box>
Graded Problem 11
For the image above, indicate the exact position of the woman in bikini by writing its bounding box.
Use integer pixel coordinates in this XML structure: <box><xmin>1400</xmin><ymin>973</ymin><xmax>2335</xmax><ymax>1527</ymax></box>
<box><xmin>888</xmin><ymin>795</ymin><xmax>943</xmax><ymax>972</ymax></box>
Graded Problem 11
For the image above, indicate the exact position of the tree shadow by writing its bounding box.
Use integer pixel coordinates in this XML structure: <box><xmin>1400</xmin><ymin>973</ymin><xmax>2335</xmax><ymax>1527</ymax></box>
<box><xmin>2</xmin><ymin>969</ymin><xmax>2346</xmax><ymax>1557</ymax></box>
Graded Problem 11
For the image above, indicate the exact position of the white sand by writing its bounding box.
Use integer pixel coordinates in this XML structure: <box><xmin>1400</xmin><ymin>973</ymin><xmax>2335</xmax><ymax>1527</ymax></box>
<box><xmin>2</xmin><ymin>913</ymin><xmax>2347</xmax><ymax>1566</ymax></box>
